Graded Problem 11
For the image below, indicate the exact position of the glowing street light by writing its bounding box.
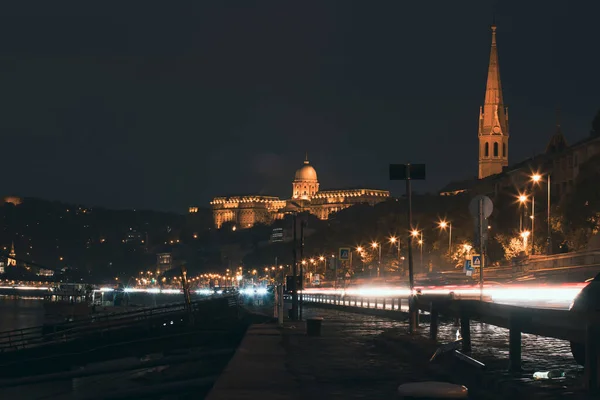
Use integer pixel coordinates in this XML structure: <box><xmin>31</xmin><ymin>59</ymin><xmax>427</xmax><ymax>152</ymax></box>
<box><xmin>531</xmin><ymin>172</ymin><xmax>552</xmax><ymax>255</ymax></box>
<box><xmin>517</xmin><ymin>193</ymin><xmax>529</xmax><ymax>231</ymax></box>
<box><xmin>438</xmin><ymin>220</ymin><xmax>452</xmax><ymax>253</ymax></box>
<box><xmin>371</xmin><ymin>242</ymin><xmax>381</xmax><ymax>278</ymax></box>
<box><xmin>389</xmin><ymin>236</ymin><xmax>401</xmax><ymax>274</ymax></box>
<box><xmin>520</xmin><ymin>230</ymin><xmax>531</xmax><ymax>254</ymax></box>
<box><xmin>518</xmin><ymin>194</ymin><xmax>528</xmax><ymax>204</ymax></box>
<box><xmin>411</xmin><ymin>230</ymin><xmax>420</xmax><ymax>238</ymax></box>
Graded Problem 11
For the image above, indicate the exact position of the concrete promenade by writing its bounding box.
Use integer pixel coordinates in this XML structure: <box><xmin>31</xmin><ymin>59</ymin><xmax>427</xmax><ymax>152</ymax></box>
<box><xmin>207</xmin><ymin>307</ymin><xmax>595</xmax><ymax>399</ymax></box>
<box><xmin>207</xmin><ymin>308</ymin><xmax>491</xmax><ymax>399</ymax></box>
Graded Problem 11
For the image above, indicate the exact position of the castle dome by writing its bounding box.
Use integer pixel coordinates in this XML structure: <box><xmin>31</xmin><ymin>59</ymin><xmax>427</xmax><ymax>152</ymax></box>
<box><xmin>294</xmin><ymin>159</ymin><xmax>318</xmax><ymax>182</ymax></box>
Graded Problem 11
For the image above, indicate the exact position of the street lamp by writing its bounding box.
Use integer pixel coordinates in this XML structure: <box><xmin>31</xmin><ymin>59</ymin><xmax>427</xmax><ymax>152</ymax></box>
<box><xmin>371</xmin><ymin>242</ymin><xmax>381</xmax><ymax>278</ymax></box>
<box><xmin>438</xmin><ymin>220</ymin><xmax>452</xmax><ymax>253</ymax></box>
<box><xmin>517</xmin><ymin>193</ymin><xmax>528</xmax><ymax>231</ymax></box>
<box><xmin>531</xmin><ymin>173</ymin><xmax>552</xmax><ymax>255</ymax></box>
<box><xmin>411</xmin><ymin>230</ymin><xmax>423</xmax><ymax>271</ymax></box>
<box><xmin>389</xmin><ymin>236</ymin><xmax>401</xmax><ymax>275</ymax></box>
<box><xmin>520</xmin><ymin>230</ymin><xmax>530</xmax><ymax>254</ymax></box>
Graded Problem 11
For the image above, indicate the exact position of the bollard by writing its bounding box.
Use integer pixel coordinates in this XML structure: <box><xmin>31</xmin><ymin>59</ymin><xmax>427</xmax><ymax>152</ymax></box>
<box><xmin>307</xmin><ymin>317</ymin><xmax>323</xmax><ymax>337</ymax></box>
<box><xmin>430</xmin><ymin>302</ymin><xmax>439</xmax><ymax>341</ymax></box>
<box><xmin>508</xmin><ymin>314</ymin><xmax>522</xmax><ymax>372</ymax></box>
<box><xmin>383</xmin><ymin>297</ymin><xmax>386</xmax><ymax>310</ymax></box>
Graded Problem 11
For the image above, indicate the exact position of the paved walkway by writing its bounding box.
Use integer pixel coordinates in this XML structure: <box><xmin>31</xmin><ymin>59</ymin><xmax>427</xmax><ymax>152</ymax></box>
<box><xmin>207</xmin><ymin>308</ymin><xmax>480</xmax><ymax>399</ymax></box>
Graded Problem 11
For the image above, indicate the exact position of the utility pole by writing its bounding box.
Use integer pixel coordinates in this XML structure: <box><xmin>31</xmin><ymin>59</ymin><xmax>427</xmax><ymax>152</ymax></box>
<box><xmin>547</xmin><ymin>174</ymin><xmax>552</xmax><ymax>255</ymax></box>
<box><xmin>531</xmin><ymin>195</ymin><xmax>535</xmax><ymax>255</ymax></box>
<box><xmin>291</xmin><ymin>214</ymin><xmax>298</xmax><ymax>321</ymax></box>
<box><xmin>389</xmin><ymin>163</ymin><xmax>426</xmax><ymax>335</ymax></box>
<box><xmin>406</xmin><ymin>171</ymin><xmax>417</xmax><ymax>332</ymax></box>
<box><xmin>299</xmin><ymin>218</ymin><xmax>305</xmax><ymax>321</ymax></box>
<box><xmin>479</xmin><ymin>197</ymin><xmax>485</xmax><ymax>302</ymax></box>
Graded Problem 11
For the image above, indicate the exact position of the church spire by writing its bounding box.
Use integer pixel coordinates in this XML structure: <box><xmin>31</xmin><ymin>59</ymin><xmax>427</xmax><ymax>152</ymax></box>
<box><xmin>484</xmin><ymin>25</ymin><xmax>503</xmax><ymax>108</ymax></box>
<box><xmin>478</xmin><ymin>24</ymin><xmax>510</xmax><ymax>179</ymax></box>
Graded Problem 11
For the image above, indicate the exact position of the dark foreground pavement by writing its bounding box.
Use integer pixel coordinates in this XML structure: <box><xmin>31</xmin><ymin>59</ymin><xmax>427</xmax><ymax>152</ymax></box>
<box><xmin>208</xmin><ymin>307</ymin><xmax>596</xmax><ymax>400</ymax></box>
<box><xmin>207</xmin><ymin>308</ymin><xmax>500</xmax><ymax>399</ymax></box>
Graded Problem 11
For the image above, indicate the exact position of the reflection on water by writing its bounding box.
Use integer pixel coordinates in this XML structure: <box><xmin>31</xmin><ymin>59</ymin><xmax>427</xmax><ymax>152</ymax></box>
<box><xmin>0</xmin><ymin>297</ymin><xmax>45</xmax><ymax>332</ymax></box>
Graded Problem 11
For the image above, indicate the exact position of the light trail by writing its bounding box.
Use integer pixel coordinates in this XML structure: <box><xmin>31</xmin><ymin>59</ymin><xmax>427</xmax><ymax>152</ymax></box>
<box><xmin>302</xmin><ymin>283</ymin><xmax>587</xmax><ymax>309</ymax></box>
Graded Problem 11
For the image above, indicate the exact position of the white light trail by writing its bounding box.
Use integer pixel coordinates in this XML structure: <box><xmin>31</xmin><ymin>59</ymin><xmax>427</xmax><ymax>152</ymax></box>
<box><xmin>302</xmin><ymin>283</ymin><xmax>587</xmax><ymax>309</ymax></box>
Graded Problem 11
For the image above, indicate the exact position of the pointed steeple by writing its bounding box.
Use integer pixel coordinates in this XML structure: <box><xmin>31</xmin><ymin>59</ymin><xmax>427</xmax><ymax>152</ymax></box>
<box><xmin>478</xmin><ymin>24</ymin><xmax>510</xmax><ymax>179</ymax></box>
<box><xmin>484</xmin><ymin>25</ymin><xmax>504</xmax><ymax>115</ymax></box>
<box><xmin>9</xmin><ymin>241</ymin><xmax>15</xmax><ymax>256</ymax></box>
<box><xmin>304</xmin><ymin>152</ymin><xmax>309</xmax><ymax>165</ymax></box>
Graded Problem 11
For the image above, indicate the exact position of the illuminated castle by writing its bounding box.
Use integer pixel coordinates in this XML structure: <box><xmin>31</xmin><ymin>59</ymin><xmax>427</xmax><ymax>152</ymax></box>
<box><xmin>203</xmin><ymin>155</ymin><xmax>390</xmax><ymax>229</ymax></box>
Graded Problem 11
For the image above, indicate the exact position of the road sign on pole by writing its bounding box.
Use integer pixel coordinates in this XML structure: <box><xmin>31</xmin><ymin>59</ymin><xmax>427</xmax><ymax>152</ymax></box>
<box><xmin>339</xmin><ymin>247</ymin><xmax>350</xmax><ymax>261</ymax></box>
<box><xmin>469</xmin><ymin>195</ymin><xmax>492</xmax><ymax>302</ymax></box>
<box><xmin>472</xmin><ymin>255</ymin><xmax>481</xmax><ymax>268</ymax></box>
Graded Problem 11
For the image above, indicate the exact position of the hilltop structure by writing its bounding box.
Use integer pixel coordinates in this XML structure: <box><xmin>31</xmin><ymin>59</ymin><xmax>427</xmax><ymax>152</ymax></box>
<box><xmin>200</xmin><ymin>155</ymin><xmax>390</xmax><ymax>229</ymax></box>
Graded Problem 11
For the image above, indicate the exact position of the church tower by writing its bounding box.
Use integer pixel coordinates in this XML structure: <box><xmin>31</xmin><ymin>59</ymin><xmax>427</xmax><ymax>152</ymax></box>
<box><xmin>478</xmin><ymin>24</ymin><xmax>509</xmax><ymax>179</ymax></box>
<box><xmin>7</xmin><ymin>242</ymin><xmax>16</xmax><ymax>267</ymax></box>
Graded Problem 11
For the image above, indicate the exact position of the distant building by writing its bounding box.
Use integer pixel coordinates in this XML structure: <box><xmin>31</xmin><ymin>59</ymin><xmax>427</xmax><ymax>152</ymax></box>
<box><xmin>124</xmin><ymin>228</ymin><xmax>143</xmax><ymax>244</ymax></box>
<box><xmin>7</xmin><ymin>242</ymin><xmax>16</xmax><ymax>267</ymax></box>
<box><xmin>203</xmin><ymin>155</ymin><xmax>390</xmax><ymax>229</ymax></box>
<box><xmin>156</xmin><ymin>252</ymin><xmax>172</xmax><ymax>274</ymax></box>
<box><xmin>37</xmin><ymin>269</ymin><xmax>54</xmax><ymax>277</ymax></box>
<box><xmin>270</xmin><ymin>227</ymin><xmax>284</xmax><ymax>243</ymax></box>
<box><xmin>0</xmin><ymin>261</ymin><xmax>4</xmax><ymax>274</ymax></box>
<box><xmin>1</xmin><ymin>196</ymin><xmax>22</xmax><ymax>206</ymax></box>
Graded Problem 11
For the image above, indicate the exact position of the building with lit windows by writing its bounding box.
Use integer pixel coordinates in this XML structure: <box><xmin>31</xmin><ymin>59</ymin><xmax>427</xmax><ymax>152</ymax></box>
<box><xmin>204</xmin><ymin>155</ymin><xmax>390</xmax><ymax>229</ymax></box>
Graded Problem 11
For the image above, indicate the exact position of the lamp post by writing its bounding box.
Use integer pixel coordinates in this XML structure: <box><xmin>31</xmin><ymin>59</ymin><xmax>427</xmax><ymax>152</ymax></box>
<box><xmin>389</xmin><ymin>236</ymin><xmax>401</xmax><ymax>275</ymax></box>
<box><xmin>532</xmin><ymin>173</ymin><xmax>552</xmax><ymax>255</ymax></box>
<box><xmin>371</xmin><ymin>242</ymin><xmax>381</xmax><ymax>278</ymax></box>
<box><xmin>518</xmin><ymin>194</ymin><xmax>528</xmax><ymax>232</ymax></box>
<box><xmin>411</xmin><ymin>230</ymin><xmax>423</xmax><ymax>271</ymax></box>
<box><xmin>356</xmin><ymin>246</ymin><xmax>364</xmax><ymax>274</ymax></box>
<box><xmin>318</xmin><ymin>256</ymin><xmax>325</xmax><ymax>276</ymax></box>
<box><xmin>438</xmin><ymin>220</ymin><xmax>452</xmax><ymax>253</ymax></box>
<box><xmin>521</xmin><ymin>230</ymin><xmax>530</xmax><ymax>254</ymax></box>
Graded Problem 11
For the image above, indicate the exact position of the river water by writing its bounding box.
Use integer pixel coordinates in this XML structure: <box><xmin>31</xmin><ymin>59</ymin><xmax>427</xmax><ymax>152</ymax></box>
<box><xmin>0</xmin><ymin>292</ymin><xmax>202</xmax><ymax>332</ymax></box>
<box><xmin>0</xmin><ymin>297</ymin><xmax>45</xmax><ymax>332</ymax></box>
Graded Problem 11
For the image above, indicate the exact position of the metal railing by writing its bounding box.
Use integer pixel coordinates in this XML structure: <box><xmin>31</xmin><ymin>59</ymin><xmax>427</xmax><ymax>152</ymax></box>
<box><xmin>0</xmin><ymin>294</ymin><xmax>239</xmax><ymax>353</ymax></box>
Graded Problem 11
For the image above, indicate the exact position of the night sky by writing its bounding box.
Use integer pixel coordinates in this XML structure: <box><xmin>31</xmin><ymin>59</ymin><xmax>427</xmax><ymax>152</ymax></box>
<box><xmin>1</xmin><ymin>1</ymin><xmax>598</xmax><ymax>212</ymax></box>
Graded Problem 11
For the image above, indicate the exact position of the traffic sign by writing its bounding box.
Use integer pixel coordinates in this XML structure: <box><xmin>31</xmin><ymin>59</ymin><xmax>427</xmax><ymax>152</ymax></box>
<box><xmin>464</xmin><ymin>260</ymin><xmax>473</xmax><ymax>271</ymax></box>
<box><xmin>469</xmin><ymin>195</ymin><xmax>493</xmax><ymax>219</ymax></box>
<box><xmin>472</xmin><ymin>255</ymin><xmax>481</xmax><ymax>268</ymax></box>
<box><xmin>389</xmin><ymin>164</ymin><xmax>426</xmax><ymax>180</ymax></box>
<box><xmin>339</xmin><ymin>247</ymin><xmax>350</xmax><ymax>260</ymax></box>
<box><xmin>345</xmin><ymin>272</ymin><xmax>351</xmax><ymax>278</ymax></box>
